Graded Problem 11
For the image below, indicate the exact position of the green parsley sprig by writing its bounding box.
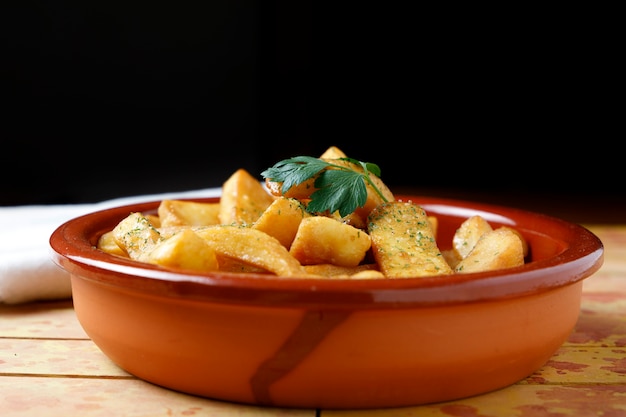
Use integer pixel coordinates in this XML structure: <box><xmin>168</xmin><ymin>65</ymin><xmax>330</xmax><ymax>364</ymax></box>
<box><xmin>260</xmin><ymin>156</ymin><xmax>389</xmax><ymax>217</ymax></box>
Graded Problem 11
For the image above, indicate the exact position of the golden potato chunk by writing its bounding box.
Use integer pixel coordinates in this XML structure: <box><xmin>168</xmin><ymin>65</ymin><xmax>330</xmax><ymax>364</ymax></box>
<box><xmin>111</xmin><ymin>212</ymin><xmax>162</xmax><ymax>261</ymax></box>
<box><xmin>499</xmin><ymin>226</ymin><xmax>529</xmax><ymax>258</ymax></box>
<box><xmin>96</xmin><ymin>231</ymin><xmax>128</xmax><ymax>257</ymax></box>
<box><xmin>214</xmin><ymin>257</ymin><xmax>268</xmax><ymax>274</ymax></box>
<box><xmin>454</xmin><ymin>227</ymin><xmax>525</xmax><ymax>273</ymax></box>
<box><xmin>427</xmin><ymin>216</ymin><xmax>438</xmax><ymax>239</ymax></box>
<box><xmin>194</xmin><ymin>226</ymin><xmax>306</xmax><ymax>276</ymax></box>
<box><xmin>319</xmin><ymin>145</ymin><xmax>348</xmax><ymax>159</ymax></box>
<box><xmin>145</xmin><ymin>214</ymin><xmax>161</xmax><ymax>228</ymax></box>
<box><xmin>220</xmin><ymin>168</ymin><xmax>275</xmax><ymax>226</ymax></box>
<box><xmin>441</xmin><ymin>249</ymin><xmax>462</xmax><ymax>270</ymax></box>
<box><xmin>452</xmin><ymin>215</ymin><xmax>493</xmax><ymax>260</ymax></box>
<box><xmin>265</xmin><ymin>145</ymin><xmax>345</xmax><ymax>199</ymax></box>
<box><xmin>158</xmin><ymin>200</ymin><xmax>221</xmax><ymax>227</ymax></box>
<box><xmin>148</xmin><ymin>228</ymin><xmax>219</xmax><ymax>272</ymax></box>
<box><xmin>368</xmin><ymin>201</ymin><xmax>453</xmax><ymax>278</ymax></box>
<box><xmin>264</xmin><ymin>176</ymin><xmax>315</xmax><ymax>200</ymax></box>
<box><xmin>252</xmin><ymin>197</ymin><xmax>310</xmax><ymax>249</ymax></box>
<box><xmin>327</xmin><ymin>210</ymin><xmax>367</xmax><ymax>230</ymax></box>
<box><xmin>289</xmin><ymin>216</ymin><xmax>372</xmax><ymax>267</ymax></box>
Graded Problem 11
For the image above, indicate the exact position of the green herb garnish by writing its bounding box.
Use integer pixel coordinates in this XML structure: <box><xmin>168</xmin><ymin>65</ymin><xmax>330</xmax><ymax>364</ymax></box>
<box><xmin>261</xmin><ymin>156</ymin><xmax>389</xmax><ymax>217</ymax></box>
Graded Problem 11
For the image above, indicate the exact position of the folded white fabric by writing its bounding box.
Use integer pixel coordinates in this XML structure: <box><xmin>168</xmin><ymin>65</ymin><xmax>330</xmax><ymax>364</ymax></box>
<box><xmin>0</xmin><ymin>188</ymin><xmax>222</xmax><ymax>304</ymax></box>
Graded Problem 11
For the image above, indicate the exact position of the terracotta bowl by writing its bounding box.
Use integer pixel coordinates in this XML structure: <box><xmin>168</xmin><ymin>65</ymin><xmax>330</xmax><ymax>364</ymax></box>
<box><xmin>49</xmin><ymin>195</ymin><xmax>604</xmax><ymax>409</ymax></box>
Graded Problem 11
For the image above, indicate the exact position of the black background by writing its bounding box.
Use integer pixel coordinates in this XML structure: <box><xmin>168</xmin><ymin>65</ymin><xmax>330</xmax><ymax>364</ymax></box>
<box><xmin>1</xmin><ymin>3</ymin><xmax>620</xmax><ymax>211</ymax></box>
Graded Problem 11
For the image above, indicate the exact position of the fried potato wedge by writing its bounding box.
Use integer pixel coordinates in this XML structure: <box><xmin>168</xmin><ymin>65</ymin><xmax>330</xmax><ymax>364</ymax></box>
<box><xmin>96</xmin><ymin>231</ymin><xmax>128</xmax><ymax>257</ymax></box>
<box><xmin>252</xmin><ymin>197</ymin><xmax>310</xmax><ymax>249</ymax></box>
<box><xmin>289</xmin><ymin>216</ymin><xmax>372</xmax><ymax>267</ymax></box>
<box><xmin>111</xmin><ymin>212</ymin><xmax>162</xmax><ymax>261</ymax></box>
<box><xmin>452</xmin><ymin>215</ymin><xmax>493</xmax><ymax>260</ymax></box>
<box><xmin>220</xmin><ymin>168</ymin><xmax>276</xmax><ymax>226</ymax></box>
<box><xmin>499</xmin><ymin>226</ymin><xmax>529</xmax><ymax>258</ymax></box>
<box><xmin>265</xmin><ymin>145</ymin><xmax>345</xmax><ymax>199</ymax></box>
<box><xmin>368</xmin><ymin>201</ymin><xmax>453</xmax><ymax>278</ymax></box>
<box><xmin>147</xmin><ymin>228</ymin><xmax>219</xmax><ymax>272</ymax></box>
<box><xmin>427</xmin><ymin>216</ymin><xmax>438</xmax><ymax>239</ymax></box>
<box><xmin>319</xmin><ymin>145</ymin><xmax>348</xmax><ymax>159</ymax></box>
<box><xmin>194</xmin><ymin>226</ymin><xmax>306</xmax><ymax>276</ymax></box>
<box><xmin>214</xmin><ymin>256</ymin><xmax>268</xmax><ymax>274</ymax></box>
<box><xmin>441</xmin><ymin>249</ymin><xmax>462</xmax><ymax>270</ymax></box>
<box><xmin>454</xmin><ymin>227</ymin><xmax>525</xmax><ymax>273</ymax></box>
<box><xmin>264</xmin><ymin>176</ymin><xmax>315</xmax><ymax>200</ymax></box>
<box><xmin>145</xmin><ymin>214</ymin><xmax>161</xmax><ymax>228</ymax></box>
<box><xmin>158</xmin><ymin>200</ymin><xmax>221</xmax><ymax>228</ymax></box>
<box><xmin>327</xmin><ymin>210</ymin><xmax>367</xmax><ymax>230</ymax></box>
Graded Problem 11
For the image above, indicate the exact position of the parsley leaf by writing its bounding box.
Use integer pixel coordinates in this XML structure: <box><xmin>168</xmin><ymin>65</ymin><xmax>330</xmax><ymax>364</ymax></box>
<box><xmin>260</xmin><ymin>155</ymin><xmax>388</xmax><ymax>217</ymax></box>
<box><xmin>307</xmin><ymin>169</ymin><xmax>367</xmax><ymax>216</ymax></box>
<box><xmin>260</xmin><ymin>156</ymin><xmax>328</xmax><ymax>194</ymax></box>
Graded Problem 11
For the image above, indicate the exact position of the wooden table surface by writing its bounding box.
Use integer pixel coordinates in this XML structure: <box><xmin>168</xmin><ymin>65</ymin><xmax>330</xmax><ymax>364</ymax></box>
<box><xmin>1</xmin><ymin>224</ymin><xmax>625</xmax><ymax>416</ymax></box>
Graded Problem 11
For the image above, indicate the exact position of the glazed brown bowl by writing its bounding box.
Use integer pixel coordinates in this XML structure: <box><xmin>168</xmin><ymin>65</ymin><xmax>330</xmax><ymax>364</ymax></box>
<box><xmin>49</xmin><ymin>195</ymin><xmax>604</xmax><ymax>409</ymax></box>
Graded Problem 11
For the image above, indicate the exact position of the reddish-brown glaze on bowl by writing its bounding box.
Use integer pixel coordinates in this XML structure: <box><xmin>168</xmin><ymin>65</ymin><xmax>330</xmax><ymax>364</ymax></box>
<box><xmin>49</xmin><ymin>195</ymin><xmax>604</xmax><ymax>409</ymax></box>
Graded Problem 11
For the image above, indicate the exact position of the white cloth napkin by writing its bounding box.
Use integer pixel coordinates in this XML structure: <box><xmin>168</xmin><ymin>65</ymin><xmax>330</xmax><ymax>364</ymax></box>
<box><xmin>0</xmin><ymin>188</ymin><xmax>222</xmax><ymax>304</ymax></box>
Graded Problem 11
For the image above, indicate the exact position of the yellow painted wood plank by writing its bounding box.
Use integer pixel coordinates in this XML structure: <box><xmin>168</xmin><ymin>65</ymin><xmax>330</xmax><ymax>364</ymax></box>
<box><xmin>0</xmin><ymin>300</ymin><xmax>87</xmax><ymax>339</ymax></box>
<box><xmin>0</xmin><ymin>376</ymin><xmax>315</xmax><ymax>417</ymax></box>
<box><xmin>585</xmin><ymin>225</ymin><xmax>626</xmax><ymax>266</ymax></box>
<box><xmin>322</xmin><ymin>384</ymin><xmax>626</xmax><ymax>416</ymax></box>
<box><xmin>0</xmin><ymin>339</ymin><xmax>129</xmax><ymax>377</ymax></box>
<box><xmin>521</xmin><ymin>346</ymin><xmax>626</xmax><ymax>384</ymax></box>
<box><xmin>567</xmin><ymin>307</ymin><xmax>626</xmax><ymax>347</ymax></box>
<box><xmin>583</xmin><ymin>275</ymin><xmax>626</xmax><ymax>300</ymax></box>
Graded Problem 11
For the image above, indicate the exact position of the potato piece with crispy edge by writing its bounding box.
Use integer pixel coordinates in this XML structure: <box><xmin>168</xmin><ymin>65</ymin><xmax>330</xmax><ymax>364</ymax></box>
<box><xmin>319</xmin><ymin>145</ymin><xmax>348</xmax><ymax>159</ymax></box>
<box><xmin>158</xmin><ymin>200</ymin><xmax>220</xmax><ymax>228</ymax></box>
<box><xmin>452</xmin><ymin>215</ymin><xmax>493</xmax><ymax>260</ymax></box>
<box><xmin>145</xmin><ymin>214</ymin><xmax>161</xmax><ymax>228</ymax></box>
<box><xmin>148</xmin><ymin>228</ymin><xmax>219</xmax><ymax>272</ymax></box>
<box><xmin>327</xmin><ymin>210</ymin><xmax>367</xmax><ymax>230</ymax></box>
<box><xmin>194</xmin><ymin>225</ymin><xmax>306</xmax><ymax>276</ymax></box>
<box><xmin>427</xmin><ymin>216</ymin><xmax>438</xmax><ymax>239</ymax></box>
<box><xmin>264</xmin><ymin>176</ymin><xmax>315</xmax><ymax>199</ymax></box>
<box><xmin>215</xmin><ymin>256</ymin><xmax>268</xmax><ymax>274</ymax></box>
<box><xmin>265</xmin><ymin>145</ymin><xmax>346</xmax><ymax>198</ymax></box>
<box><xmin>97</xmin><ymin>231</ymin><xmax>128</xmax><ymax>257</ymax></box>
<box><xmin>499</xmin><ymin>226</ymin><xmax>529</xmax><ymax>258</ymax></box>
<box><xmin>441</xmin><ymin>249</ymin><xmax>462</xmax><ymax>269</ymax></box>
<box><xmin>289</xmin><ymin>216</ymin><xmax>372</xmax><ymax>267</ymax></box>
<box><xmin>454</xmin><ymin>227</ymin><xmax>525</xmax><ymax>273</ymax></box>
<box><xmin>112</xmin><ymin>212</ymin><xmax>162</xmax><ymax>261</ymax></box>
<box><xmin>220</xmin><ymin>168</ymin><xmax>276</xmax><ymax>226</ymax></box>
<box><xmin>368</xmin><ymin>201</ymin><xmax>453</xmax><ymax>278</ymax></box>
<box><xmin>252</xmin><ymin>197</ymin><xmax>311</xmax><ymax>249</ymax></box>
